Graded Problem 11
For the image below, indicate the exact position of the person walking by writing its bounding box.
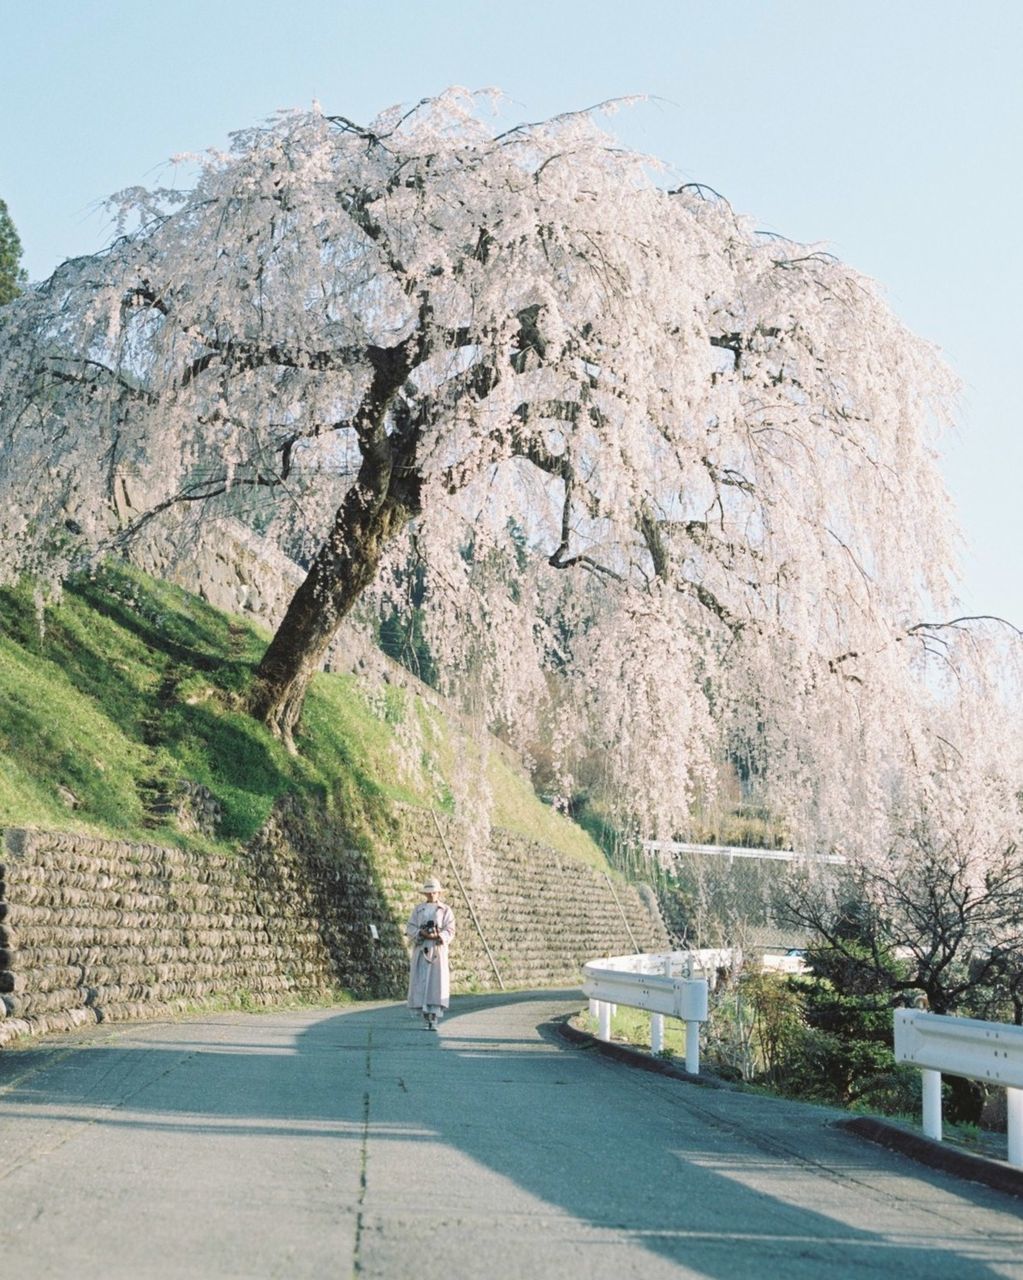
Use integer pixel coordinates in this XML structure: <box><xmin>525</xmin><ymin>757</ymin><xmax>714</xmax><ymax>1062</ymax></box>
<box><xmin>406</xmin><ymin>877</ymin><xmax>455</xmax><ymax>1030</ymax></box>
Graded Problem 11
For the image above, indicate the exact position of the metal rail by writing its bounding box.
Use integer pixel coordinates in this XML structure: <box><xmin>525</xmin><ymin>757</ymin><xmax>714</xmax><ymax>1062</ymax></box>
<box><xmin>429</xmin><ymin>809</ymin><xmax>506</xmax><ymax>991</ymax></box>
<box><xmin>643</xmin><ymin>839</ymin><xmax>847</xmax><ymax>865</ymax></box>
<box><xmin>894</xmin><ymin>1008</ymin><xmax>1023</xmax><ymax>1165</ymax></box>
<box><xmin>582</xmin><ymin>951</ymin><xmax>710</xmax><ymax>1073</ymax></box>
<box><xmin>603</xmin><ymin>872</ymin><xmax>640</xmax><ymax>953</ymax></box>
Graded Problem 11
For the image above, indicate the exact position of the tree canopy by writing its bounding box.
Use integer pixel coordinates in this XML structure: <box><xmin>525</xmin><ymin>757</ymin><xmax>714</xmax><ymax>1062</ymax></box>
<box><xmin>0</xmin><ymin>197</ymin><xmax>27</xmax><ymax>305</ymax></box>
<box><xmin>0</xmin><ymin>90</ymin><xmax>1019</xmax><ymax>851</ymax></box>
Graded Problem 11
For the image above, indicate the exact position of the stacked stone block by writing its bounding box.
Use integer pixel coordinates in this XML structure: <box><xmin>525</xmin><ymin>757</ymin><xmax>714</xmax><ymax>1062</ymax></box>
<box><xmin>0</xmin><ymin>802</ymin><xmax>668</xmax><ymax>1047</ymax></box>
<box><xmin>0</xmin><ymin>819</ymin><xmax>408</xmax><ymax>1047</ymax></box>
<box><xmin>381</xmin><ymin>807</ymin><xmax>668</xmax><ymax>992</ymax></box>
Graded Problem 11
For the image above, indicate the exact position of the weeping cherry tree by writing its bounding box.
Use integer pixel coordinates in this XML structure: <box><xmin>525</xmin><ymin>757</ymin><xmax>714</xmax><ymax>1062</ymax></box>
<box><xmin>1</xmin><ymin>89</ymin><xmax>1018</xmax><ymax>848</ymax></box>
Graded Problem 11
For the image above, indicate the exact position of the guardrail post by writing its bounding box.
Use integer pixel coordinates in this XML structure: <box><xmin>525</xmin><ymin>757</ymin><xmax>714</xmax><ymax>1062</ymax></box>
<box><xmin>894</xmin><ymin>1008</ymin><xmax>1023</xmax><ymax>1159</ymax></box>
<box><xmin>583</xmin><ymin>957</ymin><xmax>708</xmax><ymax>1075</ymax></box>
<box><xmin>651</xmin><ymin>955</ymin><xmax>671</xmax><ymax>1055</ymax></box>
<box><xmin>1008</xmin><ymin>1088</ymin><xmax>1023</xmax><ymax>1168</ymax></box>
<box><xmin>678</xmin><ymin>978</ymin><xmax>708</xmax><ymax>1076</ymax></box>
<box><xmin>685</xmin><ymin>1020</ymin><xmax>700</xmax><ymax>1074</ymax></box>
<box><xmin>921</xmin><ymin>1068</ymin><xmax>942</xmax><ymax>1141</ymax></box>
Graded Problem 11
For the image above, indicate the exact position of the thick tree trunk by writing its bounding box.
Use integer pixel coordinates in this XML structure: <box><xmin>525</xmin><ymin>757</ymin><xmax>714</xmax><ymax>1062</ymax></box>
<box><xmin>249</xmin><ymin>337</ymin><xmax>424</xmax><ymax>747</ymax></box>
<box><xmin>249</xmin><ymin>472</ymin><xmax>415</xmax><ymax>748</ymax></box>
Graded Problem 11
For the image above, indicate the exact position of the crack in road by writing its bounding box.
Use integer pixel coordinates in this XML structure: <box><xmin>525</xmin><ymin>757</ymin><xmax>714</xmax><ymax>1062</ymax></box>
<box><xmin>0</xmin><ymin>1046</ymin><xmax>199</xmax><ymax>1184</ymax></box>
<box><xmin>353</xmin><ymin>1027</ymin><xmax>373</xmax><ymax>1277</ymax></box>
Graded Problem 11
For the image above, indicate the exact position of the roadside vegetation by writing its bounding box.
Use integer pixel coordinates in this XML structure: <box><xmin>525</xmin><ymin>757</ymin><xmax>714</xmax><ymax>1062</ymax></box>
<box><xmin>582</xmin><ymin>946</ymin><xmax>1017</xmax><ymax>1140</ymax></box>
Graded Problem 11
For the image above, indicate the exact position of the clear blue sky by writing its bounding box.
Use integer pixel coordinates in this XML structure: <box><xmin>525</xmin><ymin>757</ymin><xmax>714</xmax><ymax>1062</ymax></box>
<box><xmin>2</xmin><ymin>1</ymin><xmax>1020</xmax><ymax>624</ymax></box>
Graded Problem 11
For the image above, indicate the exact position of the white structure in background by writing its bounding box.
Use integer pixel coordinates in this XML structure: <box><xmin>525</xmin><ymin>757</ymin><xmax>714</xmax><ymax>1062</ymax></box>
<box><xmin>582</xmin><ymin>952</ymin><xmax>714</xmax><ymax>1074</ymax></box>
<box><xmin>894</xmin><ymin>1008</ymin><xmax>1023</xmax><ymax>1167</ymax></box>
<box><xmin>760</xmin><ymin>950</ymin><xmax>809</xmax><ymax>975</ymax></box>
<box><xmin>642</xmin><ymin>840</ymin><xmax>847</xmax><ymax>867</ymax></box>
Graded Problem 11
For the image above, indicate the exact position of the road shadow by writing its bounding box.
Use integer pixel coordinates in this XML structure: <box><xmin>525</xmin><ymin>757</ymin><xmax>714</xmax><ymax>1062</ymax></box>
<box><xmin>2</xmin><ymin>990</ymin><xmax>1019</xmax><ymax>1278</ymax></box>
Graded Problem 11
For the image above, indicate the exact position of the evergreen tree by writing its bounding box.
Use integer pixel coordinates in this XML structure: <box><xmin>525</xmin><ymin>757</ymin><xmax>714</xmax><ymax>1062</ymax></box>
<box><xmin>0</xmin><ymin>198</ymin><xmax>26</xmax><ymax>305</ymax></box>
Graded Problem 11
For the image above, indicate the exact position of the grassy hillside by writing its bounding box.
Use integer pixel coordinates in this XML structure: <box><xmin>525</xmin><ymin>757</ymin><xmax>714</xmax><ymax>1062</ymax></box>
<box><xmin>0</xmin><ymin>562</ymin><xmax>605</xmax><ymax>867</ymax></box>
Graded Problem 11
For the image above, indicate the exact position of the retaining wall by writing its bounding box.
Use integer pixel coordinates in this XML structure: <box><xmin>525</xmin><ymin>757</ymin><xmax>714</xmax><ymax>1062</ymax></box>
<box><xmin>388</xmin><ymin>806</ymin><xmax>668</xmax><ymax>992</ymax></box>
<box><xmin>0</xmin><ymin>801</ymin><xmax>667</xmax><ymax>1046</ymax></box>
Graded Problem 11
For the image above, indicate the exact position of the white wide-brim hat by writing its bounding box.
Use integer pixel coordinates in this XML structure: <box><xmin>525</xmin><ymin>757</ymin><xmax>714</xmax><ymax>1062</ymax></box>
<box><xmin>422</xmin><ymin>877</ymin><xmax>443</xmax><ymax>894</ymax></box>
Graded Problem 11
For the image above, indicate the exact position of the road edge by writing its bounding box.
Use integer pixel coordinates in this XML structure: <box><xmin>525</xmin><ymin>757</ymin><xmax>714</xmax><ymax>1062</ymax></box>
<box><xmin>550</xmin><ymin>1011</ymin><xmax>732</xmax><ymax>1089</ymax></box>
<box><xmin>838</xmin><ymin>1116</ymin><xmax>1023</xmax><ymax>1200</ymax></box>
<box><xmin>552</xmin><ymin>1011</ymin><xmax>1023</xmax><ymax>1199</ymax></box>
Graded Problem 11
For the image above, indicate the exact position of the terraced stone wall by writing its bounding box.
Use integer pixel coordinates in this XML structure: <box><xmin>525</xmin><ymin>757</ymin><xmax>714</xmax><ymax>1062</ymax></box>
<box><xmin>383</xmin><ymin>806</ymin><xmax>669</xmax><ymax>992</ymax></box>
<box><xmin>0</xmin><ymin>811</ymin><xmax>406</xmax><ymax>1047</ymax></box>
<box><xmin>0</xmin><ymin>803</ymin><xmax>668</xmax><ymax>1046</ymax></box>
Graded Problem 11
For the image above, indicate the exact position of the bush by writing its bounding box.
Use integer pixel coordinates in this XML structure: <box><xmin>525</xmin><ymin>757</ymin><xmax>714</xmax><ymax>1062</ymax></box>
<box><xmin>701</xmin><ymin>962</ymin><xmax>922</xmax><ymax>1115</ymax></box>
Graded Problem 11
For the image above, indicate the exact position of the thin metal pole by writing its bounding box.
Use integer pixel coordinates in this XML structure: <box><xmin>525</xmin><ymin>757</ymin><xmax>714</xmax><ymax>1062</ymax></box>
<box><xmin>604</xmin><ymin>872</ymin><xmax>640</xmax><ymax>953</ymax></box>
<box><xmin>430</xmin><ymin>809</ymin><xmax>505</xmax><ymax>990</ymax></box>
<box><xmin>651</xmin><ymin>953</ymin><xmax>670</xmax><ymax>1055</ymax></box>
<box><xmin>598</xmin><ymin>1001</ymin><xmax>612</xmax><ymax>1042</ymax></box>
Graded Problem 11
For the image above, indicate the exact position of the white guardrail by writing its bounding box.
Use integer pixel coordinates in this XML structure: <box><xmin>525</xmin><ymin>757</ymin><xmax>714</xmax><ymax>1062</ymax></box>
<box><xmin>643</xmin><ymin>840</ymin><xmax>847</xmax><ymax>866</ymax></box>
<box><xmin>894</xmin><ymin>1008</ymin><xmax>1023</xmax><ymax>1166</ymax></box>
<box><xmin>582</xmin><ymin>951</ymin><xmax>726</xmax><ymax>1074</ymax></box>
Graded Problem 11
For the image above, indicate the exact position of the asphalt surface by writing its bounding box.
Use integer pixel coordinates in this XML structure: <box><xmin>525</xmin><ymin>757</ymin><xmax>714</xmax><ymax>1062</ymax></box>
<box><xmin>1</xmin><ymin>990</ymin><xmax>1022</xmax><ymax>1278</ymax></box>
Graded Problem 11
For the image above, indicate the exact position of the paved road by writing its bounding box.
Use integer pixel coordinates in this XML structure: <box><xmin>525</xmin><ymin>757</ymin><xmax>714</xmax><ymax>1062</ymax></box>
<box><xmin>1</xmin><ymin>990</ymin><xmax>1022</xmax><ymax>1278</ymax></box>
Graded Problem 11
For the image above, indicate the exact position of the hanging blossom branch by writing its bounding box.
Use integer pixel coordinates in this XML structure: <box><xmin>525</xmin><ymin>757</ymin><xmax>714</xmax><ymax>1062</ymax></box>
<box><xmin>0</xmin><ymin>88</ymin><xmax>1016</xmax><ymax>854</ymax></box>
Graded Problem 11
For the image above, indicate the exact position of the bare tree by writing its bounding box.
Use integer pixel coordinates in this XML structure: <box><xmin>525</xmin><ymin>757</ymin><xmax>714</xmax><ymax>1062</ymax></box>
<box><xmin>786</xmin><ymin>831</ymin><xmax>1023</xmax><ymax>1018</ymax></box>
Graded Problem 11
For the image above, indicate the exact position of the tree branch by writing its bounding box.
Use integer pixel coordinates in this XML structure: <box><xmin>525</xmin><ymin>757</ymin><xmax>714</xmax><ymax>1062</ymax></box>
<box><xmin>43</xmin><ymin>357</ymin><xmax>157</xmax><ymax>405</ymax></box>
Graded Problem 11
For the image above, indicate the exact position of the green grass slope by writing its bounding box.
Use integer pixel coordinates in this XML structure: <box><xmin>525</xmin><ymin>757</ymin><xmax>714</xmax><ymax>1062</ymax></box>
<box><xmin>0</xmin><ymin>562</ymin><xmax>605</xmax><ymax>868</ymax></box>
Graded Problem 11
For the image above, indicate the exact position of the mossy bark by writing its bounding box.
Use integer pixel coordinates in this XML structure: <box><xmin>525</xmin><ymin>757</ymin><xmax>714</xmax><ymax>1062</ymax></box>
<box><xmin>249</xmin><ymin>411</ymin><xmax>421</xmax><ymax>748</ymax></box>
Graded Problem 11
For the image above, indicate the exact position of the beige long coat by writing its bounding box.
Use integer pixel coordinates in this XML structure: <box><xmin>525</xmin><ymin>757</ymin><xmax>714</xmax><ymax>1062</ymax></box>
<box><xmin>405</xmin><ymin>901</ymin><xmax>456</xmax><ymax>1013</ymax></box>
